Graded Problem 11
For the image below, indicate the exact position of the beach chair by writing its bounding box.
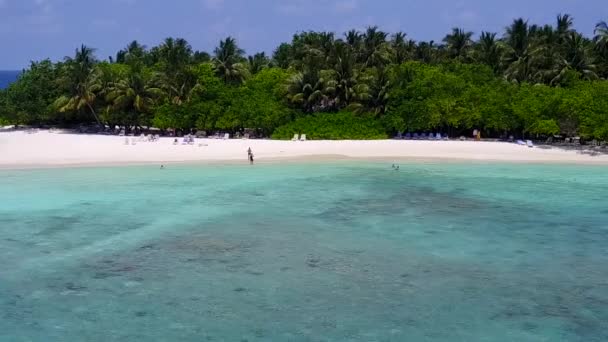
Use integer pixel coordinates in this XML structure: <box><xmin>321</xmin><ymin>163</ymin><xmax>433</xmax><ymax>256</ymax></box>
<box><xmin>420</xmin><ymin>133</ymin><xmax>428</xmax><ymax>140</ymax></box>
<box><xmin>223</xmin><ymin>133</ymin><xmax>230</xmax><ymax>140</ymax></box>
<box><xmin>412</xmin><ymin>133</ymin><xmax>419</xmax><ymax>140</ymax></box>
<box><xmin>435</xmin><ymin>133</ymin><xmax>442</xmax><ymax>140</ymax></box>
<box><xmin>526</xmin><ymin>140</ymin><xmax>534</xmax><ymax>148</ymax></box>
<box><xmin>291</xmin><ymin>134</ymin><xmax>299</xmax><ymax>141</ymax></box>
<box><xmin>300</xmin><ymin>134</ymin><xmax>307</xmax><ymax>141</ymax></box>
<box><xmin>395</xmin><ymin>131</ymin><xmax>403</xmax><ymax>139</ymax></box>
<box><xmin>404</xmin><ymin>132</ymin><xmax>412</xmax><ymax>140</ymax></box>
<box><xmin>516</xmin><ymin>140</ymin><xmax>526</xmax><ymax>146</ymax></box>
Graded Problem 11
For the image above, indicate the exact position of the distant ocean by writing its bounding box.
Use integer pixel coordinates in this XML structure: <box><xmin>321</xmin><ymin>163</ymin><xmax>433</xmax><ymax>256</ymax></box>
<box><xmin>0</xmin><ymin>70</ymin><xmax>21</xmax><ymax>89</ymax></box>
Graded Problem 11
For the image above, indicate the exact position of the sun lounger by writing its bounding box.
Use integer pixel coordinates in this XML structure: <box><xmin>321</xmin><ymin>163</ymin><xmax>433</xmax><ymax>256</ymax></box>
<box><xmin>420</xmin><ymin>133</ymin><xmax>428</xmax><ymax>140</ymax></box>
<box><xmin>516</xmin><ymin>140</ymin><xmax>526</xmax><ymax>145</ymax></box>
<box><xmin>404</xmin><ymin>132</ymin><xmax>412</xmax><ymax>140</ymax></box>
<box><xmin>526</xmin><ymin>140</ymin><xmax>534</xmax><ymax>148</ymax></box>
<box><xmin>413</xmin><ymin>133</ymin><xmax>419</xmax><ymax>140</ymax></box>
<box><xmin>435</xmin><ymin>133</ymin><xmax>442</xmax><ymax>140</ymax></box>
<box><xmin>291</xmin><ymin>134</ymin><xmax>299</xmax><ymax>141</ymax></box>
<box><xmin>300</xmin><ymin>134</ymin><xmax>307</xmax><ymax>141</ymax></box>
<box><xmin>223</xmin><ymin>133</ymin><xmax>229</xmax><ymax>140</ymax></box>
<box><xmin>395</xmin><ymin>131</ymin><xmax>403</xmax><ymax>139</ymax></box>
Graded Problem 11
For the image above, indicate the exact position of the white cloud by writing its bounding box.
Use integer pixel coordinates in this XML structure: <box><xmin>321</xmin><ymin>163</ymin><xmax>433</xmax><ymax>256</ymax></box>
<box><xmin>334</xmin><ymin>0</ymin><xmax>358</xmax><ymax>13</ymax></box>
<box><xmin>114</xmin><ymin>0</ymin><xmax>137</xmax><ymax>5</ymax></box>
<box><xmin>203</xmin><ymin>0</ymin><xmax>224</xmax><ymax>10</ymax></box>
<box><xmin>91</xmin><ymin>18</ymin><xmax>120</xmax><ymax>31</ymax></box>
<box><xmin>440</xmin><ymin>1</ymin><xmax>479</xmax><ymax>28</ymax></box>
<box><xmin>32</xmin><ymin>0</ymin><xmax>53</xmax><ymax>13</ymax></box>
<box><xmin>277</xmin><ymin>0</ymin><xmax>360</xmax><ymax>15</ymax></box>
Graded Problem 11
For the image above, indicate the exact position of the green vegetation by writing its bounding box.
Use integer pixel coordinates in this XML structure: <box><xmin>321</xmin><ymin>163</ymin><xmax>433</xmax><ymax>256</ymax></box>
<box><xmin>272</xmin><ymin>112</ymin><xmax>387</xmax><ymax>140</ymax></box>
<box><xmin>2</xmin><ymin>15</ymin><xmax>608</xmax><ymax>140</ymax></box>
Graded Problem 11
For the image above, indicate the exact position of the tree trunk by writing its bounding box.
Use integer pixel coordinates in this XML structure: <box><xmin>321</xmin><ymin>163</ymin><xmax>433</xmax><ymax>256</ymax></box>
<box><xmin>86</xmin><ymin>103</ymin><xmax>102</xmax><ymax>125</ymax></box>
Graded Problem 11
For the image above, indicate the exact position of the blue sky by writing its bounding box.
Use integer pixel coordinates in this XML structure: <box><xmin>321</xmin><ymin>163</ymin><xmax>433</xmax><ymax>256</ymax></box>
<box><xmin>0</xmin><ymin>0</ymin><xmax>606</xmax><ymax>69</ymax></box>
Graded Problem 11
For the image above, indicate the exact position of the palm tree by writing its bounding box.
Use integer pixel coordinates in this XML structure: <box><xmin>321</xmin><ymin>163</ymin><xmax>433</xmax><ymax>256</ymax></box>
<box><xmin>193</xmin><ymin>51</ymin><xmax>211</xmax><ymax>64</ymax></box>
<box><xmin>415</xmin><ymin>41</ymin><xmax>439</xmax><ymax>64</ymax></box>
<box><xmin>362</xmin><ymin>26</ymin><xmax>391</xmax><ymax>67</ymax></box>
<box><xmin>504</xmin><ymin>18</ymin><xmax>530</xmax><ymax>59</ymax></box>
<box><xmin>502</xmin><ymin>19</ymin><xmax>535</xmax><ymax>82</ymax></box>
<box><xmin>147</xmin><ymin>38</ymin><xmax>195</xmax><ymax>102</ymax></box>
<box><xmin>213</xmin><ymin>36</ymin><xmax>249</xmax><ymax>84</ymax></box>
<box><xmin>157</xmin><ymin>38</ymin><xmax>193</xmax><ymax>73</ymax></box>
<box><xmin>391</xmin><ymin>32</ymin><xmax>414</xmax><ymax>64</ymax></box>
<box><xmin>247</xmin><ymin>52</ymin><xmax>270</xmax><ymax>75</ymax></box>
<box><xmin>345</xmin><ymin>29</ymin><xmax>363</xmax><ymax>49</ymax></box>
<box><xmin>349</xmin><ymin>67</ymin><xmax>389</xmax><ymax>117</ymax></box>
<box><xmin>556</xmin><ymin>14</ymin><xmax>574</xmax><ymax>39</ymax></box>
<box><xmin>106</xmin><ymin>70</ymin><xmax>164</xmax><ymax>125</ymax></box>
<box><xmin>286</xmin><ymin>70</ymin><xmax>332</xmax><ymax>113</ymax></box>
<box><xmin>271</xmin><ymin>43</ymin><xmax>293</xmax><ymax>69</ymax></box>
<box><xmin>594</xmin><ymin>21</ymin><xmax>608</xmax><ymax>77</ymax></box>
<box><xmin>474</xmin><ymin>32</ymin><xmax>502</xmax><ymax>73</ymax></box>
<box><xmin>55</xmin><ymin>45</ymin><xmax>102</xmax><ymax>124</ymax></box>
<box><xmin>550</xmin><ymin>32</ymin><xmax>597</xmax><ymax>84</ymax></box>
<box><xmin>443</xmin><ymin>28</ymin><xmax>474</xmax><ymax>60</ymax></box>
<box><xmin>595</xmin><ymin>21</ymin><xmax>608</xmax><ymax>47</ymax></box>
<box><xmin>116</xmin><ymin>40</ymin><xmax>147</xmax><ymax>64</ymax></box>
<box><xmin>325</xmin><ymin>41</ymin><xmax>361</xmax><ymax>108</ymax></box>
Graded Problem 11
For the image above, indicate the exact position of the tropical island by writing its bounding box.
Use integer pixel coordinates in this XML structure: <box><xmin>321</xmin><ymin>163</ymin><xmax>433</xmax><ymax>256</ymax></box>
<box><xmin>2</xmin><ymin>15</ymin><xmax>608</xmax><ymax>167</ymax></box>
<box><xmin>3</xmin><ymin>9</ymin><xmax>608</xmax><ymax>341</ymax></box>
<box><xmin>1</xmin><ymin>15</ymin><xmax>608</xmax><ymax>140</ymax></box>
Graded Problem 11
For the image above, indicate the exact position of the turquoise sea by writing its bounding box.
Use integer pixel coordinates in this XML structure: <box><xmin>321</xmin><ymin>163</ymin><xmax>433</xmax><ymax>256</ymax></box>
<box><xmin>1</xmin><ymin>162</ymin><xmax>607</xmax><ymax>341</ymax></box>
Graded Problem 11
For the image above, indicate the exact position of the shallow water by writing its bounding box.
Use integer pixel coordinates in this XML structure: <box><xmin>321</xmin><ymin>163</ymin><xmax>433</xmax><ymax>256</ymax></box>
<box><xmin>1</xmin><ymin>162</ymin><xmax>607</xmax><ymax>341</ymax></box>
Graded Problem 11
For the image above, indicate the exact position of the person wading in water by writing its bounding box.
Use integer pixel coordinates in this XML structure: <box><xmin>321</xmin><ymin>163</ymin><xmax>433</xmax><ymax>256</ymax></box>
<box><xmin>247</xmin><ymin>147</ymin><xmax>254</xmax><ymax>165</ymax></box>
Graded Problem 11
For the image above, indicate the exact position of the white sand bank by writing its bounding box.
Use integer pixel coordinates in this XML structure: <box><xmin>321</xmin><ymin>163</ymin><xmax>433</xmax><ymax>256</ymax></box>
<box><xmin>1</xmin><ymin>130</ymin><xmax>607</xmax><ymax>169</ymax></box>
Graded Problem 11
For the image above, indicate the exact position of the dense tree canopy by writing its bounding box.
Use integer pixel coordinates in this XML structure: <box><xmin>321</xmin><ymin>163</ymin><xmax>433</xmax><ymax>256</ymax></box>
<box><xmin>2</xmin><ymin>15</ymin><xmax>608</xmax><ymax>140</ymax></box>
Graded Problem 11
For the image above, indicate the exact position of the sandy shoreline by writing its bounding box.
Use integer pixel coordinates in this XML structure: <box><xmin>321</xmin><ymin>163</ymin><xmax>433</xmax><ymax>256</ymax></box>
<box><xmin>1</xmin><ymin>130</ymin><xmax>608</xmax><ymax>169</ymax></box>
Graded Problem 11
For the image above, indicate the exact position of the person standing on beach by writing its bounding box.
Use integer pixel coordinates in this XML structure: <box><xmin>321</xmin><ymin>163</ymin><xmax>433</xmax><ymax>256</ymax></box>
<box><xmin>247</xmin><ymin>147</ymin><xmax>254</xmax><ymax>164</ymax></box>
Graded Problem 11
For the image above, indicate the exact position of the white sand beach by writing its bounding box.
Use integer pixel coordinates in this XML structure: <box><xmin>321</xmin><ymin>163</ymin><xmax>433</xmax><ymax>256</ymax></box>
<box><xmin>1</xmin><ymin>130</ymin><xmax>607</xmax><ymax>168</ymax></box>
